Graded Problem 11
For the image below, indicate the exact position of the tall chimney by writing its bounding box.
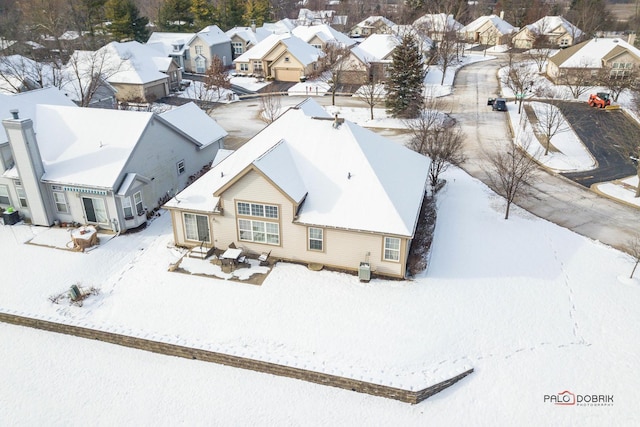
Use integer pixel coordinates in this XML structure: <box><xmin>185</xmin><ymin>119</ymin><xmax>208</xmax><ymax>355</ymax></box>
<box><xmin>499</xmin><ymin>10</ymin><xmax>504</xmax><ymax>20</ymax></box>
<box><xmin>629</xmin><ymin>33</ymin><xmax>636</xmax><ymax>46</ymax></box>
<box><xmin>2</xmin><ymin>113</ymin><xmax>55</xmax><ymax>226</ymax></box>
<box><xmin>251</xmin><ymin>20</ymin><xmax>256</xmax><ymax>33</ymax></box>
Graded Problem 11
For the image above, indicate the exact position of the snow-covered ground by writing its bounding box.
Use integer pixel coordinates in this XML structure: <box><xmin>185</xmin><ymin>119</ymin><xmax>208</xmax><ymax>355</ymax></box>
<box><xmin>1</xmin><ymin>165</ymin><xmax>639</xmax><ymax>425</ymax></box>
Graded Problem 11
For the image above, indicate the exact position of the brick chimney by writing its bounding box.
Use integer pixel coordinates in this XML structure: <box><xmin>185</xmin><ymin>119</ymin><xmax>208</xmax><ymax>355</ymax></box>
<box><xmin>2</xmin><ymin>110</ymin><xmax>54</xmax><ymax>226</ymax></box>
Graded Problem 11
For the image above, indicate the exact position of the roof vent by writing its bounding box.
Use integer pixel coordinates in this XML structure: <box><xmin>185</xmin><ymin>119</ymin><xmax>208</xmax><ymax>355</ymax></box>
<box><xmin>9</xmin><ymin>109</ymin><xmax>19</xmax><ymax>119</ymax></box>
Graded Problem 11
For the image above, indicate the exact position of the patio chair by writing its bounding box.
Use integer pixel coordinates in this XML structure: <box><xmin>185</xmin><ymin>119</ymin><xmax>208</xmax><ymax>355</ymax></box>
<box><xmin>258</xmin><ymin>250</ymin><xmax>271</xmax><ymax>266</ymax></box>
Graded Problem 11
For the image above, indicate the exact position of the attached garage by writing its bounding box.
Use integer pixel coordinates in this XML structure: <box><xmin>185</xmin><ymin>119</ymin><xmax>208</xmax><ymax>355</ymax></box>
<box><xmin>274</xmin><ymin>68</ymin><xmax>302</xmax><ymax>82</ymax></box>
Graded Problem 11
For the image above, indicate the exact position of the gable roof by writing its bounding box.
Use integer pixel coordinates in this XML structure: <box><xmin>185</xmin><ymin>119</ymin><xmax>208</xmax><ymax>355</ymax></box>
<box><xmin>196</xmin><ymin>25</ymin><xmax>231</xmax><ymax>46</ymax></box>
<box><xmin>462</xmin><ymin>14</ymin><xmax>515</xmax><ymax>35</ymax></box>
<box><xmin>72</xmin><ymin>41</ymin><xmax>170</xmax><ymax>85</ymax></box>
<box><xmin>352</xmin><ymin>34</ymin><xmax>400</xmax><ymax>62</ymax></box>
<box><xmin>166</xmin><ymin>99</ymin><xmax>429</xmax><ymax>237</ymax></box>
<box><xmin>354</xmin><ymin>16</ymin><xmax>396</xmax><ymax>29</ymax></box>
<box><xmin>292</xmin><ymin>24</ymin><xmax>357</xmax><ymax>47</ymax></box>
<box><xmin>549</xmin><ymin>37</ymin><xmax>640</xmax><ymax>68</ymax></box>
<box><xmin>261</xmin><ymin>19</ymin><xmax>297</xmax><ymax>35</ymax></box>
<box><xmin>147</xmin><ymin>32</ymin><xmax>197</xmax><ymax>56</ymax></box>
<box><xmin>160</xmin><ymin>102</ymin><xmax>227</xmax><ymax>148</ymax></box>
<box><xmin>525</xmin><ymin>16</ymin><xmax>583</xmax><ymax>39</ymax></box>
<box><xmin>225</xmin><ymin>26</ymin><xmax>271</xmax><ymax>47</ymax></box>
<box><xmin>0</xmin><ymin>87</ymin><xmax>76</xmax><ymax>145</ymax></box>
<box><xmin>34</xmin><ymin>105</ymin><xmax>154</xmax><ymax>188</ymax></box>
<box><xmin>233</xmin><ymin>34</ymin><xmax>323</xmax><ymax>66</ymax></box>
<box><xmin>413</xmin><ymin>13</ymin><xmax>463</xmax><ymax>32</ymax></box>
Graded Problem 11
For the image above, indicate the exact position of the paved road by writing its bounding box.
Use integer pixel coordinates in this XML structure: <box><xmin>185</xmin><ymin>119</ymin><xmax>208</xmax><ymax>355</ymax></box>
<box><xmin>558</xmin><ymin>102</ymin><xmax>637</xmax><ymax>186</ymax></box>
<box><xmin>450</xmin><ymin>59</ymin><xmax>640</xmax><ymax>251</ymax></box>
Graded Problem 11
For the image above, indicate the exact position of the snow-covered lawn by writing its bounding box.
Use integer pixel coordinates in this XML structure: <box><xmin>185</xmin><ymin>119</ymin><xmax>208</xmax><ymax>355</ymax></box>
<box><xmin>1</xmin><ymin>166</ymin><xmax>639</xmax><ymax>424</ymax></box>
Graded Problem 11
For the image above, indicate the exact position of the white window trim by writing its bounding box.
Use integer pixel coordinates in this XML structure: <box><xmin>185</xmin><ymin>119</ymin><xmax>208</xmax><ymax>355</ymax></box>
<box><xmin>308</xmin><ymin>227</ymin><xmax>323</xmax><ymax>251</ymax></box>
<box><xmin>0</xmin><ymin>184</ymin><xmax>11</xmax><ymax>205</ymax></box>
<box><xmin>15</xmin><ymin>184</ymin><xmax>27</xmax><ymax>208</ymax></box>
<box><xmin>177</xmin><ymin>160</ymin><xmax>185</xmax><ymax>175</ymax></box>
<box><xmin>238</xmin><ymin>218</ymin><xmax>280</xmax><ymax>245</ymax></box>
<box><xmin>184</xmin><ymin>213</ymin><xmax>210</xmax><ymax>242</ymax></box>
<box><xmin>383</xmin><ymin>236</ymin><xmax>401</xmax><ymax>262</ymax></box>
<box><xmin>53</xmin><ymin>191</ymin><xmax>68</xmax><ymax>213</ymax></box>
<box><xmin>122</xmin><ymin>196</ymin><xmax>133</xmax><ymax>219</ymax></box>
<box><xmin>236</xmin><ymin>201</ymin><xmax>278</xmax><ymax>219</ymax></box>
<box><xmin>133</xmin><ymin>191</ymin><xmax>144</xmax><ymax>216</ymax></box>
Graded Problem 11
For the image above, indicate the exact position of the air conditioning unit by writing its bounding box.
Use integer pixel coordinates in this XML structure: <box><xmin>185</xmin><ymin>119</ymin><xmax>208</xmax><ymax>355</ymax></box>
<box><xmin>358</xmin><ymin>262</ymin><xmax>371</xmax><ymax>282</ymax></box>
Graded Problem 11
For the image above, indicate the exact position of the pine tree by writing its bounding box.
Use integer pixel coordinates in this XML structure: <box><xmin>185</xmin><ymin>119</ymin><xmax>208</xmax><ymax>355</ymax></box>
<box><xmin>158</xmin><ymin>0</ymin><xmax>194</xmax><ymax>31</ymax></box>
<box><xmin>242</xmin><ymin>0</ymin><xmax>271</xmax><ymax>26</ymax></box>
<box><xmin>385</xmin><ymin>35</ymin><xmax>426</xmax><ymax>118</ymax></box>
<box><xmin>104</xmin><ymin>0</ymin><xmax>149</xmax><ymax>42</ymax></box>
<box><xmin>190</xmin><ymin>0</ymin><xmax>214</xmax><ymax>29</ymax></box>
<box><xmin>217</xmin><ymin>0</ymin><xmax>245</xmax><ymax>30</ymax></box>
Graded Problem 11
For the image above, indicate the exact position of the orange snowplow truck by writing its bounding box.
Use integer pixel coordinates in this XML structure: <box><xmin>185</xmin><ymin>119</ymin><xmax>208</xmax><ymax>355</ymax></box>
<box><xmin>588</xmin><ymin>92</ymin><xmax>611</xmax><ymax>108</ymax></box>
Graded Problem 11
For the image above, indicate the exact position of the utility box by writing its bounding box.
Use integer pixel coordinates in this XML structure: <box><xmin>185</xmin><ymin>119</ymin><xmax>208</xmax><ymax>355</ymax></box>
<box><xmin>2</xmin><ymin>210</ymin><xmax>20</xmax><ymax>225</ymax></box>
<box><xmin>359</xmin><ymin>262</ymin><xmax>371</xmax><ymax>282</ymax></box>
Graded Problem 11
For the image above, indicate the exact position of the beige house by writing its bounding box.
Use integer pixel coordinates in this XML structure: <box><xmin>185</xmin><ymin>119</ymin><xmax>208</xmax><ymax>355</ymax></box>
<box><xmin>69</xmin><ymin>41</ymin><xmax>182</xmax><ymax>104</ymax></box>
<box><xmin>512</xmin><ymin>16</ymin><xmax>583</xmax><ymax>49</ymax></box>
<box><xmin>187</xmin><ymin>25</ymin><xmax>233</xmax><ymax>73</ymax></box>
<box><xmin>292</xmin><ymin>24</ymin><xmax>357</xmax><ymax>50</ymax></box>
<box><xmin>341</xmin><ymin>34</ymin><xmax>400</xmax><ymax>84</ymax></box>
<box><xmin>459</xmin><ymin>14</ymin><xmax>515</xmax><ymax>46</ymax></box>
<box><xmin>233</xmin><ymin>34</ymin><xmax>324</xmax><ymax>82</ymax></box>
<box><xmin>546</xmin><ymin>37</ymin><xmax>640</xmax><ymax>83</ymax></box>
<box><xmin>413</xmin><ymin>13</ymin><xmax>463</xmax><ymax>42</ymax></box>
<box><xmin>350</xmin><ymin>16</ymin><xmax>396</xmax><ymax>38</ymax></box>
<box><xmin>164</xmin><ymin>99</ymin><xmax>430</xmax><ymax>279</ymax></box>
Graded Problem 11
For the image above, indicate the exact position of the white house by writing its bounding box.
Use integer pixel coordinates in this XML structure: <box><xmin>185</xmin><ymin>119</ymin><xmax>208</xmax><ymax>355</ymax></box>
<box><xmin>164</xmin><ymin>99</ymin><xmax>430</xmax><ymax>279</ymax></box>
<box><xmin>147</xmin><ymin>32</ymin><xmax>197</xmax><ymax>71</ymax></box>
<box><xmin>512</xmin><ymin>16</ymin><xmax>583</xmax><ymax>49</ymax></box>
<box><xmin>1</xmin><ymin>94</ymin><xmax>226</xmax><ymax>232</ymax></box>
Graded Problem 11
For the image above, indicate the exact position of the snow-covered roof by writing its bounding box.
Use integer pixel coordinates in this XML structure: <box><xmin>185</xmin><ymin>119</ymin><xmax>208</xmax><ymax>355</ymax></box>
<box><xmin>461</xmin><ymin>15</ymin><xmax>515</xmax><ymax>35</ymax></box>
<box><xmin>354</xmin><ymin>16</ymin><xmax>396</xmax><ymax>29</ymax></box>
<box><xmin>197</xmin><ymin>25</ymin><xmax>231</xmax><ymax>46</ymax></box>
<box><xmin>0</xmin><ymin>87</ymin><xmax>76</xmax><ymax>144</ymax></box>
<box><xmin>261</xmin><ymin>19</ymin><xmax>297</xmax><ymax>35</ymax></box>
<box><xmin>147</xmin><ymin>32</ymin><xmax>196</xmax><ymax>56</ymax></box>
<box><xmin>233</xmin><ymin>34</ymin><xmax>323</xmax><ymax>66</ymax></box>
<box><xmin>550</xmin><ymin>37</ymin><xmax>640</xmax><ymax>68</ymax></box>
<box><xmin>525</xmin><ymin>16</ymin><xmax>583</xmax><ymax>39</ymax></box>
<box><xmin>73</xmin><ymin>41</ymin><xmax>170</xmax><ymax>85</ymax></box>
<box><xmin>352</xmin><ymin>34</ymin><xmax>400</xmax><ymax>62</ymax></box>
<box><xmin>413</xmin><ymin>13</ymin><xmax>463</xmax><ymax>32</ymax></box>
<box><xmin>166</xmin><ymin>99</ymin><xmax>429</xmax><ymax>237</ymax></box>
<box><xmin>160</xmin><ymin>102</ymin><xmax>227</xmax><ymax>148</ymax></box>
<box><xmin>225</xmin><ymin>27</ymin><xmax>270</xmax><ymax>47</ymax></box>
<box><xmin>292</xmin><ymin>24</ymin><xmax>357</xmax><ymax>47</ymax></box>
<box><xmin>34</xmin><ymin>105</ymin><xmax>153</xmax><ymax>188</ymax></box>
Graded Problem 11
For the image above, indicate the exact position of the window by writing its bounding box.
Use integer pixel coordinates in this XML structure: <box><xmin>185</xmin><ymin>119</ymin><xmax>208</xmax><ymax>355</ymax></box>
<box><xmin>311</xmin><ymin>44</ymin><xmax>322</xmax><ymax>50</ymax></box>
<box><xmin>253</xmin><ymin>60</ymin><xmax>263</xmax><ymax>71</ymax></box>
<box><xmin>195</xmin><ymin>45</ymin><xmax>203</xmax><ymax>55</ymax></box>
<box><xmin>123</xmin><ymin>196</ymin><xmax>133</xmax><ymax>219</ymax></box>
<box><xmin>308</xmin><ymin>227</ymin><xmax>323</xmax><ymax>251</ymax></box>
<box><xmin>16</xmin><ymin>185</ymin><xmax>27</xmax><ymax>208</ymax></box>
<box><xmin>236</xmin><ymin>202</ymin><xmax>278</xmax><ymax>219</ymax></box>
<box><xmin>0</xmin><ymin>185</ymin><xmax>11</xmax><ymax>205</ymax></box>
<box><xmin>134</xmin><ymin>191</ymin><xmax>144</xmax><ymax>215</ymax></box>
<box><xmin>53</xmin><ymin>191</ymin><xmax>68</xmax><ymax>213</ymax></box>
<box><xmin>238</xmin><ymin>219</ymin><xmax>280</xmax><ymax>245</ymax></box>
<box><xmin>240</xmin><ymin>63</ymin><xmax>249</xmax><ymax>71</ymax></box>
<box><xmin>177</xmin><ymin>160</ymin><xmax>185</xmax><ymax>175</ymax></box>
<box><xmin>82</xmin><ymin>197</ymin><xmax>108</xmax><ymax>224</ymax></box>
<box><xmin>383</xmin><ymin>237</ymin><xmax>400</xmax><ymax>262</ymax></box>
<box><xmin>232</xmin><ymin>42</ymin><xmax>243</xmax><ymax>55</ymax></box>
<box><xmin>284</xmin><ymin>56</ymin><xmax>290</xmax><ymax>63</ymax></box>
<box><xmin>184</xmin><ymin>213</ymin><xmax>210</xmax><ymax>242</ymax></box>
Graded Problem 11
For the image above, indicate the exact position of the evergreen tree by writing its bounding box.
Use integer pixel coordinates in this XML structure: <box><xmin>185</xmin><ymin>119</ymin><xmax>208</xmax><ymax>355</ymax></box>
<box><xmin>158</xmin><ymin>0</ymin><xmax>194</xmax><ymax>31</ymax></box>
<box><xmin>190</xmin><ymin>0</ymin><xmax>214</xmax><ymax>29</ymax></box>
<box><xmin>104</xmin><ymin>0</ymin><xmax>149</xmax><ymax>42</ymax></box>
<box><xmin>217</xmin><ymin>0</ymin><xmax>245</xmax><ymax>30</ymax></box>
<box><xmin>242</xmin><ymin>0</ymin><xmax>271</xmax><ymax>26</ymax></box>
<box><xmin>385</xmin><ymin>35</ymin><xmax>426</xmax><ymax>118</ymax></box>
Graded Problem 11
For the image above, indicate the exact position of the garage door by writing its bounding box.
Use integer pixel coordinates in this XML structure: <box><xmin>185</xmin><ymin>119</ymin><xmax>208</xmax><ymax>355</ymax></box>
<box><xmin>274</xmin><ymin>68</ymin><xmax>300</xmax><ymax>82</ymax></box>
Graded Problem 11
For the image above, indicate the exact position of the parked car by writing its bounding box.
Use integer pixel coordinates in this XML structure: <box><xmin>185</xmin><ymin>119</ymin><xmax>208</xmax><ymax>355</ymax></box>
<box><xmin>492</xmin><ymin>98</ymin><xmax>507</xmax><ymax>111</ymax></box>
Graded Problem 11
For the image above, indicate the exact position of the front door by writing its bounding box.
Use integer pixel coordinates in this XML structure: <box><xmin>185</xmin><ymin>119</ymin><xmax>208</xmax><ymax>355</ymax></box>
<box><xmin>82</xmin><ymin>197</ymin><xmax>108</xmax><ymax>224</ymax></box>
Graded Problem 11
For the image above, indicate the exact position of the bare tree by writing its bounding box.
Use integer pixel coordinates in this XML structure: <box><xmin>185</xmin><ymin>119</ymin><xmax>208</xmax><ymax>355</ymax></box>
<box><xmin>557</xmin><ymin>61</ymin><xmax>595</xmax><ymax>100</ymax></box>
<box><xmin>533</xmin><ymin>95</ymin><xmax>571</xmax><ymax>156</ymax></box>
<box><xmin>63</xmin><ymin>48</ymin><xmax>125</xmax><ymax>107</ymax></box>
<box><xmin>504</xmin><ymin>62</ymin><xmax>538</xmax><ymax>114</ymax></box>
<box><xmin>526</xmin><ymin>33</ymin><xmax>552</xmax><ymax>73</ymax></box>
<box><xmin>204</xmin><ymin>55</ymin><xmax>231</xmax><ymax>99</ymax></box>
<box><xmin>311</xmin><ymin>43</ymin><xmax>350</xmax><ymax>106</ymax></box>
<box><xmin>260</xmin><ymin>92</ymin><xmax>282</xmax><ymax>124</ymax></box>
<box><xmin>597</xmin><ymin>66</ymin><xmax>638</xmax><ymax>102</ymax></box>
<box><xmin>0</xmin><ymin>55</ymin><xmax>47</xmax><ymax>93</ymax></box>
<box><xmin>407</xmin><ymin>97</ymin><xmax>466</xmax><ymax>189</ymax></box>
<box><xmin>356</xmin><ymin>61</ymin><xmax>385</xmax><ymax>120</ymax></box>
<box><xmin>627</xmin><ymin>233</ymin><xmax>640</xmax><ymax>279</ymax></box>
<box><xmin>485</xmin><ymin>136</ymin><xmax>539</xmax><ymax>219</ymax></box>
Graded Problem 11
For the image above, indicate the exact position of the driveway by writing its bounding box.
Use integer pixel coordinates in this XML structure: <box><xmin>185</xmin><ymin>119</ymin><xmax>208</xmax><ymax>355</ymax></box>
<box><xmin>449</xmin><ymin>59</ymin><xmax>640</xmax><ymax>251</ymax></box>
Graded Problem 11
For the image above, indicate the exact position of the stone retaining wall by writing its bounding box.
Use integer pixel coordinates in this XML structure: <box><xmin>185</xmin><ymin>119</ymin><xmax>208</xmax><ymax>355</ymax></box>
<box><xmin>0</xmin><ymin>311</ymin><xmax>473</xmax><ymax>404</ymax></box>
